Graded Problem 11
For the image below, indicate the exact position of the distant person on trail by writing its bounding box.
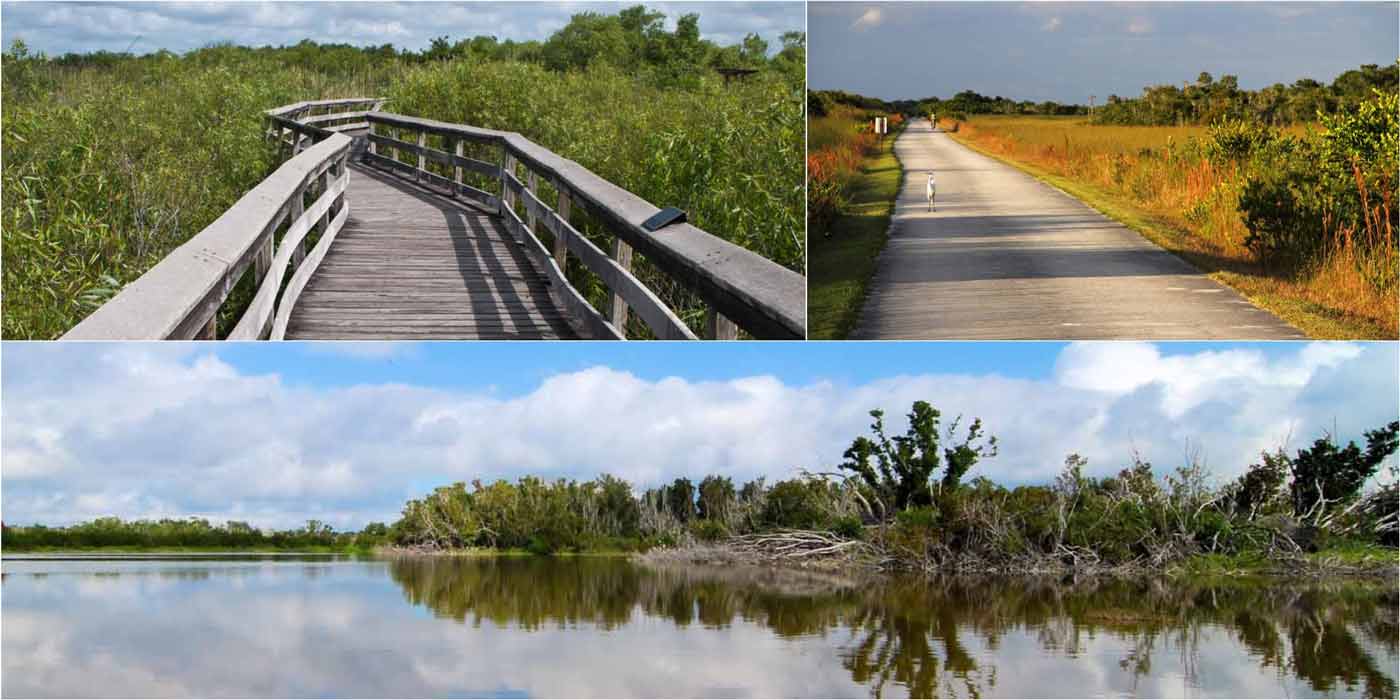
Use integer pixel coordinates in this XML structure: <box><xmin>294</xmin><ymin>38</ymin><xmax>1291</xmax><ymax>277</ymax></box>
<box><xmin>926</xmin><ymin>171</ymin><xmax>937</xmax><ymax>212</ymax></box>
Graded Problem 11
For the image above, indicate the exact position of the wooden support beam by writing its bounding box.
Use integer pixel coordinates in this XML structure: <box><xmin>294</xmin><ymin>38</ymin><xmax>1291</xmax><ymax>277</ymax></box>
<box><xmin>526</xmin><ymin>171</ymin><xmax>539</xmax><ymax>238</ymax></box>
<box><xmin>451</xmin><ymin>138</ymin><xmax>463</xmax><ymax>196</ymax></box>
<box><xmin>707</xmin><ymin>308</ymin><xmax>738</xmax><ymax>340</ymax></box>
<box><xmin>553</xmin><ymin>189</ymin><xmax>571</xmax><ymax>269</ymax></box>
<box><xmin>609</xmin><ymin>238</ymin><xmax>633</xmax><ymax>333</ymax></box>
<box><xmin>416</xmin><ymin>130</ymin><xmax>427</xmax><ymax>182</ymax></box>
<box><xmin>288</xmin><ymin>184</ymin><xmax>306</xmax><ymax>268</ymax></box>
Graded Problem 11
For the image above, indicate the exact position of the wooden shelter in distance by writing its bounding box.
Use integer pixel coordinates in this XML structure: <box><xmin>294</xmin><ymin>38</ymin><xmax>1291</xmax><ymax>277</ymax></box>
<box><xmin>716</xmin><ymin>67</ymin><xmax>759</xmax><ymax>86</ymax></box>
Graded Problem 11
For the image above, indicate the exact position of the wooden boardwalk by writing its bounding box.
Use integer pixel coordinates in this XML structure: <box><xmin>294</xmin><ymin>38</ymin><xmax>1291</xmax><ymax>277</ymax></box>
<box><xmin>61</xmin><ymin>99</ymin><xmax>807</xmax><ymax>341</ymax></box>
<box><xmin>286</xmin><ymin>162</ymin><xmax>584</xmax><ymax>339</ymax></box>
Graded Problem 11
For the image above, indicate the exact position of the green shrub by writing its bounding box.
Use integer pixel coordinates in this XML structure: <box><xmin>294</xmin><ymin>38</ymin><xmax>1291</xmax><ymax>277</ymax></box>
<box><xmin>762</xmin><ymin>479</ymin><xmax>835</xmax><ymax>529</ymax></box>
<box><xmin>830</xmin><ymin>516</ymin><xmax>864</xmax><ymax>540</ymax></box>
<box><xmin>689</xmin><ymin>519</ymin><xmax>729</xmax><ymax>542</ymax></box>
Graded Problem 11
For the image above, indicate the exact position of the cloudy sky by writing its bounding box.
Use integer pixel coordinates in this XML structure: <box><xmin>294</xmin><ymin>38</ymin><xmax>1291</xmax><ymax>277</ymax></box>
<box><xmin>3</xmin><ymin>341</ymin><xmax>1396</xmax><ymax>530</ymax></box>
<box><xmin>810</xmin><ymin>2</ymin><xmax>1399</xmax><ymax>102</ymax></box>
<box><xmin>0</xmin><ymin>1</ymin><xmax>802</xmax><ymax>56</ymax></box>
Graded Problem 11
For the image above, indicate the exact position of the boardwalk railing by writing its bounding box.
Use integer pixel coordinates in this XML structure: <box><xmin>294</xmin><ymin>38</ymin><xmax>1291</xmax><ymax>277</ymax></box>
<box><xmin>63</xmin><ymin>133</ymin><xmax>353</xmax><ymax>340</ymax></box>
<box><xmin>362</xmin><ymin>112</ymin><xmax>806</xmax><ymax>340</ymax></box>
<box><xmin>265</xmin><ymin>97</ymin><xmax>385</xmax><ymax>157</ymax></box>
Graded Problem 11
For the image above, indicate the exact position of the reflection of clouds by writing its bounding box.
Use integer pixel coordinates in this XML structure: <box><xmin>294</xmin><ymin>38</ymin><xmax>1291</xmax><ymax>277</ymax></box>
<box><xmin>3</xmin><ymin>560</ymin><xmax>1396</xmax><ymax>698</ymax></box>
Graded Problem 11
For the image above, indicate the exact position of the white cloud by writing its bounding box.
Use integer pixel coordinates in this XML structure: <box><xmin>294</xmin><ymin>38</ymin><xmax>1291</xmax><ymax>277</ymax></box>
<box><xmin>851</xmin><ymin>7</ymin><xmax>883</xmax><ymax>31</ymax></box>
<box><xmin>1126</xmin><ymin>18</ymin><xmax>1154</xmax><ymax>34</ymax></box>
<box><xmin>2</xmin><ymin>343</ymin><xmax>1395</xmax><ymax>530</ymax></box>
<box><xmin>1042</xmin><ymin>17</ymin><xmax>1062</xmax><ymax>32</ymax></box>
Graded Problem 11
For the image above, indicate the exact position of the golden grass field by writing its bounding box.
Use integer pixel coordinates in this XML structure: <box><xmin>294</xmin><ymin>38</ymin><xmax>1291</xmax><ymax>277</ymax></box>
<box><xmin>946</xmin><ymin>115</ymin><xmax>1395</xmax><ymax>338</ymax></box>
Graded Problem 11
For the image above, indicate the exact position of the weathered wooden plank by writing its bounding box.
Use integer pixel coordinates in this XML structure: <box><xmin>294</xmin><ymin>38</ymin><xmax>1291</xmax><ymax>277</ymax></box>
<box><xmin>302</xmin><ymin>111</ymin><xmax>370</xmax><ymax>125</ymax></box>
<box><xmin>289</xmin><ymin>329</ymin><xmax>571</xmax><ymax>340</ymax></box>
<box><xmin>610</xmin><ymin>238</ymin><xmax>634</xmax><ymax>330</ymax></box>
<box><xmin>283</xmin><ymin>162</ymin><xmax>594</xmax><ymax>340</ymax></box>
<box><xmin>707</xmin><ymin>309</ymin><xmax>740</xmax><ymax>341</ymax></box>
<box><xmin>265</xmin><ymin>98</ymin><xmax>383</xmax><ymax>119</ymax></box>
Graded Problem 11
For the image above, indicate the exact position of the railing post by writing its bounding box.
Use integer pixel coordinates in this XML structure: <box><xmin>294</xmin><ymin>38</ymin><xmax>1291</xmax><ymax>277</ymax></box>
<box><xmin>451</xmin><ymin>138</ymin><xmax>463</xmax><ymax>197</ymax></box>
<box><xmin>367</xmin><ymin>120</ymin><xmax>377</xmax><ymax>157</ymax></box>
<box><xmin>501</xmin><ymin>152</ymin><xmax>517</xmax><ymax>215</ymax></box>
<box><xmin>554</xmin><ymin>188</ymin><xmax>571</xmax><ymax>268</ymax></box>
<box><xmin>416</xmin><ymin>130</ymin><xmax>427</xmax><ymax>182</ymax></box>
<box><xmin>707</xmin><ymin>308</ymin><xmax>739</xmax><ymax>340</ymax></box>
<box><xmin>525</xmin><ymin>171</ymin><xmax>539</xmax><ymax>237</ymax></box>
<box><xmin>283</xmin><ymin>180</ymin><xmax>306</xmax><ymax>272</ymax></box>
<box><xmin>390</xmin><ymin>127</ymin><xmax>401</xmax><ymax>164</ymax></box>
<box><xmin>608</xmin><ymin>238</ymin><xmax>634</xmax><ymax>333</ymax></box>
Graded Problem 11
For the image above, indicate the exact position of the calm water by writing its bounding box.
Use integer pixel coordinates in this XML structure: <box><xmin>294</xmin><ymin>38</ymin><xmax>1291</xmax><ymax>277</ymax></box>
<box><xmin>2</xmin><ymin>555</ymin><xmax>1396</xmax><ymax>698</ymax></box>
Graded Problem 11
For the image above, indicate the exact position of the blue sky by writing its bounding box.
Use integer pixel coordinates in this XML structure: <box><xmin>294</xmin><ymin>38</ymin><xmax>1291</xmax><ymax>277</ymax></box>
<box><xmin>809</xmin><ymin>2</ymin><xmax>1400</xmax><ymax>102</ymax></box>
<box><xmin>0</xmin><ymin>1</ymin><xmax>803</xmax><ymax>57</ymax></box>
<box><xmin>3</xmin><ymin>341</ymin><xmax>1397</xmax><ymax>529</ymax></box>
<box><xmin>176</xmin><ymin>340</ymin><xmax>1323</xmax><ymax>391</ymax></box>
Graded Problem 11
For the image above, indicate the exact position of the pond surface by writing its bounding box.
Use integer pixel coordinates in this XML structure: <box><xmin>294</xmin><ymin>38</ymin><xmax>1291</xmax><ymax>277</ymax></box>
<box><xmin>2</xmin><ymin>555</ymin><xmax>1396</xmax><ymax>698</ymax></box>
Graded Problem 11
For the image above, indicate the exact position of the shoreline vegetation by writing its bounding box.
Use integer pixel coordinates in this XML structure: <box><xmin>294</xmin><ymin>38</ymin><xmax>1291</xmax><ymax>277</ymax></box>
<box><xmin>808</xmin><ymin>63</ymin><xmax>1398</xmax><ymax>339</ymax></box>
<box><xmin>1</xmin><ymin>5</ymin><xmax>804</xmax><ymax>339</ymax></box>
<box><xmin>806</xmin><ymin>95</ymin><xmax>906</xmax><ymax>339</ymax></box>
<box><xmin>5</xmin><ymin>401</ymin><xmax>1397</xmax><ymax>581</ymax></box>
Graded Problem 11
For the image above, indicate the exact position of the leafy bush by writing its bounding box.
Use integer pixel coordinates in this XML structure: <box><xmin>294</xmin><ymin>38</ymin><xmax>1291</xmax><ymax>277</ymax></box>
<box><xmin>689</xmin><ymin>519</ymin><xmax>729</xmax><ymax>542</ymax></box>
<box><xmin>830</xmin><ymin>516</ymin><xmax>864</xmax><ymax>540</ymax></box>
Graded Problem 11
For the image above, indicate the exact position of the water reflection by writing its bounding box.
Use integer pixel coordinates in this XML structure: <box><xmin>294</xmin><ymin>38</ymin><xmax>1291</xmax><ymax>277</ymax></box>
<box><xmin>2</xmin><ymin>555</ymin><xmax>1395</xmax><ymax>698</ymax></box>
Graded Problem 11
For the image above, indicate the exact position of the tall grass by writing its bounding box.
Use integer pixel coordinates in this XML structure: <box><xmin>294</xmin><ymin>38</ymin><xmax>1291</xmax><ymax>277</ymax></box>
<box><xmin>807</xmin><ymin>104</ymin><xmax>901</xmax><ymax>236</ymax></box>
<box><xmin>1</xmin><ymin>49</ymin><xmax>400</xmax><ymax>338</ymax></box>
<box><xmin>950</xmin><ymin>110</ymin><xmax>1397</xmax><ymax>337</ymax></box>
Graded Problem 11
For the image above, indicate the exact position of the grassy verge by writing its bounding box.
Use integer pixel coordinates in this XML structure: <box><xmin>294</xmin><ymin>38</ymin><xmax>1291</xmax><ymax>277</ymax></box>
<box><xmin>807</xmin><ymin>125</ymin><xmax>905</xmax><ymax>339</ymax></box>
<box><xmin>946</xmin><ymin>128</ymin><xmax>1391</xmax><ymax>339</ymax></box>
<box><xmin>1169</xmin><ymin>543</ymin><xmax>1398</xmax><ymax>579</ymax></box>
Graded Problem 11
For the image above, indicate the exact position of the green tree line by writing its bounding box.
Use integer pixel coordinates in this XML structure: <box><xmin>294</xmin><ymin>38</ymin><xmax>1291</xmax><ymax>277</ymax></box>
<box><xmin>7</xmin><ymin>402</ymin><xmax>1394</xmax><ymax>569</ymax></box>
<box><xmin>1</xmin><ymin>516</ymin><xmax>390</xmax><ymax>551</ymax></box>
<box><xmin>1092</xmin><ymin>63</ymin><xmax>1398</xmax><ymax>126</ymax></box>
<box><xmin>824</xmin><ymin>62</ymin><xmax>1397</xmax><ymax>124</ymax></box>
<box><xmin>13</xmin><ymin>5</ymin><xmax>804</xmax><ymax>90</ymax></box>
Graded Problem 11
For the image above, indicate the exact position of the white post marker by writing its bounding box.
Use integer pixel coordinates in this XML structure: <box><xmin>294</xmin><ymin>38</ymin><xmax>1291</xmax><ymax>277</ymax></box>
<box><xmin>926</xmin><ymin>171</ymin><xmax>937</xmax><ymax>212</ymax></box>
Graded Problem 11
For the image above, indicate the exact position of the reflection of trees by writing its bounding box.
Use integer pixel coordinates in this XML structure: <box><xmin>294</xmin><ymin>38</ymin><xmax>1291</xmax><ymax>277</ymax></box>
<box><xmin>385</xmin><ymin>556</ymin><xmax>1398</xmax><ymax>698</ymax></box>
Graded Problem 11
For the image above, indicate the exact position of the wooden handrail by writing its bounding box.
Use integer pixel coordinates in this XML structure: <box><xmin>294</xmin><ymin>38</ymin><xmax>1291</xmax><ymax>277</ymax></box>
<box><xmin>265</xmin><ymin>98</ymin><xmax>385</xmax><ymax>156</ymax></box>
<box><xmin>363</xmin><ymin>112</ymin><xmax>806</xmax><ymax>339</ymax></box>
<box><xmin>62</xmin><ymin>134</ymin><xmax>353</xmax><ymax>340</ymax></box>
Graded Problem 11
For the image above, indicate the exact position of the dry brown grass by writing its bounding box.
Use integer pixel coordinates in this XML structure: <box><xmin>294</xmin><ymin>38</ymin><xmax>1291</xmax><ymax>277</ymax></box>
<box><xmin>945</xmin><ymin>115</ymin><xmax>1396</xmax><ymax>338</ymax></box>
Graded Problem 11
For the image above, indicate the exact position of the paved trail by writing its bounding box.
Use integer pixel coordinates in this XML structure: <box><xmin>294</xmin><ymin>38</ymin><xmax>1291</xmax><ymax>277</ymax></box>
<box><xmin>852</xmin><ymin>120</ymin><xmax>1303</xmax><ymax>339</ymax></box>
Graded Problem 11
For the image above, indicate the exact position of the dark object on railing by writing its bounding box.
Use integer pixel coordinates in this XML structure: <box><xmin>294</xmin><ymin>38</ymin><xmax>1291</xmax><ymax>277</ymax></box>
<box><xmin>716</xmin><ymin>67</ymin><xmax>759</xmax><ymax>86</ymax></box>
<box><xmin>642</xmin><ymin>207</ymin><xmax>687</xmax><ymax>232</ymax></box>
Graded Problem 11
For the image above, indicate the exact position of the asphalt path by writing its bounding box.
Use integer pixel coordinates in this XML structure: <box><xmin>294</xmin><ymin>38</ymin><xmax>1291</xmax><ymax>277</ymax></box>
<box><xmin>852</xmin><ymin>119</ymin><xmax>1304</xmax><ymax>339</ymax></box>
